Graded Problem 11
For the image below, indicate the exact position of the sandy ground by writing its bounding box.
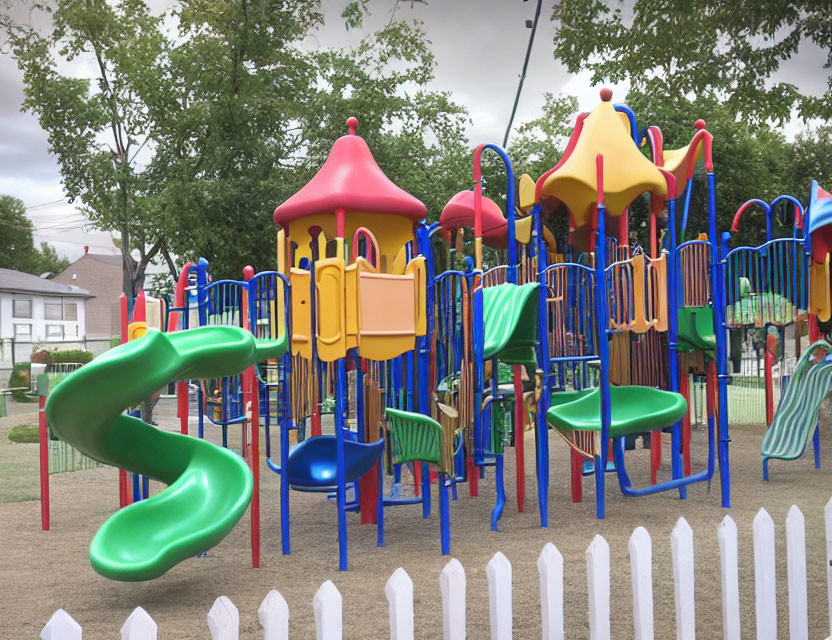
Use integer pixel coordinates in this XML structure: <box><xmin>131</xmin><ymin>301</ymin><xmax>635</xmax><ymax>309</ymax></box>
<box><xmin>1</xmin><ymin>397</ymin><xmax>831</xmax><ymax>639</ymax></box>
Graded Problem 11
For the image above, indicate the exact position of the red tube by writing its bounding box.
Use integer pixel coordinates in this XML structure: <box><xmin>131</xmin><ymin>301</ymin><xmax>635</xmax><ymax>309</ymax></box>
<box><xmin>513</xmin><ymin>367</ymin><xmax>525</xmax><ymax>513</ymax></box>
<box><xmin>39</xmin><ymin>394</ymin><xmax>49</xmax><ymax>531</ymax></box>
<box><xmin>650</xmin><ymin>431</ymin><xmax>661</xmax><ymax>485</ymax></box>
<box><xmin>132</xmin><ymin>290</ymin><xmax>146</xmax><ymax>323</ymax></box>
<box><xmin>570</xmin><ymin>449</ymin><xmax>583</xmax><ymax>503</ymax></box>
<box><xmin>248</xmin><ymin>366</ymin><xmax>260</xmax><ymax>568</ymax></box>
<box><xmin>118</xmin><ymin>293</ymin><xmax>129</xmax><ymax>507</ymax></box>
<box><xmin>765</xmin><ymin>333</ymin><xmax>776</xmax><ymax>426</ymax></box>
<box><xmin>467</xmin><ymin>454</ymin><xmax>478</xmax><ymax>497</ymax></box>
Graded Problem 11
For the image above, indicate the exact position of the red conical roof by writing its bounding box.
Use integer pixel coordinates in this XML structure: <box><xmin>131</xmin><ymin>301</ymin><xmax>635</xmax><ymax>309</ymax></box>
<box><xmin>439</xmin><ymin>190</ymin><xmax>509</xmax><ymax>249</ymax></box>
<box><xmin>274</xmin><ymin>117</ymin><xmax>426</xmax><ymax>225</ymax></box>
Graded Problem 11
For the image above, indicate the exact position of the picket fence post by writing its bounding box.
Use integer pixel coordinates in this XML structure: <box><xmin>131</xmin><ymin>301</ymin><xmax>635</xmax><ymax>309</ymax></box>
<box><xmin>586</xmin><ymin>534</ymin><xmax>610</xmax><ymax>640</ymax></box>
<box><xmin>41</xmin><ymin>609</ymin><xmax>82</xmax><ymax>640</ymax></box>
<box><xmin>440</xmin><ymin>558</ymin><xmax>466</xmax><ymax>640</ymax></box>
<box><xmin>629</xmin><ymin>526</ymin><xmax>653</xmax><ymax>640</ymax></box>
<box><xmin>487</xmin><ymin>551</ymin><xmax>512</xmax><ymax>640</ymax></box>
<box><xmin>753</xmin><ymin>508</ymin><xmax>777</xmax><ymax>640</ymax></box>
<box><xmin>386</xmin><ymin>567</ymin><xmax>414</xmax><ymax>640</ymax></box>
<box><xmin>314</xmin><ymin>580</ymin><xmax>342</xmax><ymax>640</ymax></box>
<box><xmin>208</xmin><ymin>596</ymin><xmax>239</xmax><ymax>640</ymax></box>
<box><xmin>718</xmin><ymin>515</ymin><xmax>741</xmax><ymax>640</ymax></box>
<box><xmin>258</xmin><ymin>590</ymin><xmax>289</xmax><ymax>640</ymax></box>
<box><xmin>121</xmin><ymin>607</ymin><xmax>157</xmax><ymax>640</ymax></box>
<box><xmin>671</xmin><ymin>517</ymin><xmax>695</xmax><ymax>640</ymax></box>
<box><xmin>786</xmin><ymin>505</ymin><xmax>808</xmax><ymax>640</ymax></box>
<box><xmin>537</xmin><ymin>542</ymin><xmax>564</xmax><ymax>640</ymax></box>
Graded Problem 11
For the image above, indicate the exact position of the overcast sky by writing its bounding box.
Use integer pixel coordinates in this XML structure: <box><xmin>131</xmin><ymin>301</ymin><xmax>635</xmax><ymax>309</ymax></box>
<box><xmin>0</xmin><ymin>0</ymin><xmax>828</xmax><ymax>262</ymax></box>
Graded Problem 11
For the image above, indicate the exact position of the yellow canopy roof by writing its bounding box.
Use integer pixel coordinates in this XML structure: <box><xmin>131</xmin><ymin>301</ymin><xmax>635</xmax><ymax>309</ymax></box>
<box><xmin>540</xmin><ymin>90</ymin><xmax>668</xmax><ymax>227</ymax></box>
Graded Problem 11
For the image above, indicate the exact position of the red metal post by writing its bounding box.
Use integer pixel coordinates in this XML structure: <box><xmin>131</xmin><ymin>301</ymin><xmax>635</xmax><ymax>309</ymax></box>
<box><xmin>764</xmin><ymin>333</ymin><xmax>776</xmax><ymax>426</ymax></box>
<box><xmin>513</xmin><ymin>366</ymin><xmax>525</xmax><ymax>512</ymax></box>
<box><xmin>570</xmin><ymin>449</ymin><xmax>583</xmax><ymax>503</ymax></box>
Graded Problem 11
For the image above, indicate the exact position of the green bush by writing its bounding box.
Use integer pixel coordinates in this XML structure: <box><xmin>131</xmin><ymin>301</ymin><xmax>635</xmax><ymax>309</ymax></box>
<box><xmin>47</xmin><ymin>349</ymin><xmax>94</xmax><ymax>364</ymax></box>
<box><xmin>7</xmin><ymin>365</ymin><xmax>35</xmax><ymax>402</ymax></box>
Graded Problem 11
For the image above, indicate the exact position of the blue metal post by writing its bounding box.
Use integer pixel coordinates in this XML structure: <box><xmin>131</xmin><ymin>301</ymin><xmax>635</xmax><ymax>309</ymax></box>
<box><xmin>336</xmin><ymin>358</ymin><xmax>348</xmax><ymax>570</ymax></box>
<box><xmin>712</xmin><ymin>175</ymin><xmax>731</xmax><ymax>508</ymax></box>
<box><xmin>665</xmin><ymin>197</ymin><xmax>685</xmax><ymax>498</ymax></box>
<box><xmin>534</xmin><ymin>203</ymin><xmax>550</xmax><ymax>527</ymax></box>
<box><xmin>594</xmin><ymin>156</ymin><xmax>611</xmax><ymax>520</ymax></box>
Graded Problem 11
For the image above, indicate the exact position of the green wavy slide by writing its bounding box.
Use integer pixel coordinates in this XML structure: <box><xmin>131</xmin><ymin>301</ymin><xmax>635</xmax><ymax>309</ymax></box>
<box><xmin>483</xmin><ymin>282</ymin><xmax>541</xmax><ymax>366</ymax></box>
<box><xmin>762</xmin><ymin>340</ymin><xmax>832</xmax><ymax>474</ymax></box>
<box><xmin>46</xmin><ymin>326</ymin><xmax>286</xmax><ymax>581</ymax></box>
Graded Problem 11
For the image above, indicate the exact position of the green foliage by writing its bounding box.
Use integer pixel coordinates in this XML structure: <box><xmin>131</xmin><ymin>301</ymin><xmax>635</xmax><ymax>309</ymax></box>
<box><xmin>551</xmin><ymin>0</ymin><xmax>832</xmax><ymax>123</ymax></box>
<box><xmin>0</xmin><ymin>195</ymin><xmax>68</xmax><ymax>275</ymax></box>
<box><xmin>8</xmin><ymin>425</ymin><xmax>39</xmax><ymax>444</ymax></box>
<box><xmin>2</xmin><ymin>0</ymin><xmax>168</xmax><ymax>296</ymax></box>
<box><xmin>47</xmin><ymin>349</ymin><xmax>94</xmax><ymax>364</ymax></box>
<box><xmin>509</xmin><ymin>93</ymin><xmax>579</xmax><ymax>179</ymax></box>
<box><xmin>7</xmin><ymin>364</ymin><xmax>35</xmax><ymax>402</ymax></box>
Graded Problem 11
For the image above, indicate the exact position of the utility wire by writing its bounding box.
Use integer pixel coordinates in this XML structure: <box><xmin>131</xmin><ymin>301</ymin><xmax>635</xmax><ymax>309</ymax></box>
<box><xmin>502</xmin><ymin>0</ymin><xmax>543</xmax><ymax>149</ymax></box>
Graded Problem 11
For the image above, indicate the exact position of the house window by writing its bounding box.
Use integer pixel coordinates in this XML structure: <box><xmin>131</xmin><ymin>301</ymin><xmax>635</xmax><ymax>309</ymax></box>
<box><xmin>13</xmin><ymin>298</ymin><xmax>32</xmax><ymax>318</ymax></box>
<box><xmin>65</xmin><ymin>323</ymin><xmax>78</xmax><ymax>337</ymax></box>
<box><xmin>45</xmin><ymin>301</ymin><xmax>63</xmax><ymax>320</ymax></box>
<box><xmin>46</xmin><ymin>325</ymin><xmax>64</xmax><ymax>340</ymax></box>
<box><xmin>14</xmin><ymin>324</ymin><xmax>32</xmax><ymax>340</ymax></box>
<box><xmin>64</xmin><ymin>302</ymin><xmax>78</xmax><ymax>321</ymax></box>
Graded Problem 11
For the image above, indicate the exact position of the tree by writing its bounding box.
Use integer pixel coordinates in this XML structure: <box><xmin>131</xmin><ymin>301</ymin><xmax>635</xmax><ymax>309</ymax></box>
<box><xmin>146</xmin><ymin>8</ymin><xmax>470</xmax><ymax>276</ymax></box>
<box><xmin>0</xmin><ymin>194</ymin><xmax>69</xmax><ymax>275</ymax></box>
<box><xmin>551</xmin><ymin>0</ymin><xmax>832</xmax><ymax>124</ymax></box>
<box><xmin>0</xmin><ymin>194</ymin><xmax>37</xmax><ymax>272</ymax></box>
<box><xmin>2</xmin><ymin>0</ymin><xmax>169</xmax><ymax>297</ymax></box>
<box><xmin>508</xmin><ymin>93</ymin><xmax>578</xmax><ymax>180</ymax></box>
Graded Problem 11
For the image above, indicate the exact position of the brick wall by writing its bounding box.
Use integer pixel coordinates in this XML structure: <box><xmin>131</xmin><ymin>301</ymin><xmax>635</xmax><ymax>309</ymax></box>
<box><xmin>53</xmin><ymin>254</ymin><xmax>122</xmax><ymax>339</ymax></box>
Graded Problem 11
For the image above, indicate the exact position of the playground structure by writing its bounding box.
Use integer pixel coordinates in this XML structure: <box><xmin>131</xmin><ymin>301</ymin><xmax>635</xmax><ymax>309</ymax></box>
<box><xmin>42</xmin><ymin>90</ymin><xmax>832</xmax><ymax>580</ymax></box>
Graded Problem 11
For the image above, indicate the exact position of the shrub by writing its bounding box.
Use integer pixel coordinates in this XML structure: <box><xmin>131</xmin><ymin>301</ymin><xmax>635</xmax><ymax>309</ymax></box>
<box><xmin>48</xmin><ymin>349</ymin><xmax>94</xmax><ymax>365</ymax></box>
<box><xmin>7</xmin><ymin>364</ymin><xmax>35</xmax><ymax>402</ymax></box>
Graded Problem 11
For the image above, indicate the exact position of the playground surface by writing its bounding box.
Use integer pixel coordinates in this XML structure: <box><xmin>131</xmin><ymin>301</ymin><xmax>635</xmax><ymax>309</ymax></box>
<box><xmin>1</xmin><ymin>397</ymin><xmax>830</xmax><ymax>638</ymax></box>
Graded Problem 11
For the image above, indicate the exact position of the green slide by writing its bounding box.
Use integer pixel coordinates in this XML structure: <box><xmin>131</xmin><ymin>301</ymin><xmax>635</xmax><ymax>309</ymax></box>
<box><xmin>677</xmin><ymin>306</ymin><xmax>716</xmax><ymax>353</ymax></box>
<box><xmin>483</xmin><ymin>282</ymin><xmax>540</xmax><ymax>365</ymax></box>
<box><xmin>546</xmin><ymin>386</ymin><xmax>687</xmax><ymax>438</ymax></box>
<box><xmin>762</xmin><ymin>340</ymin><xmax>832</xmax><ymax>476</ymax></box>
<box><xmin>46</xmin><ymin>326</ymin><xmax>287</xmax><ymax>581</ymax></box>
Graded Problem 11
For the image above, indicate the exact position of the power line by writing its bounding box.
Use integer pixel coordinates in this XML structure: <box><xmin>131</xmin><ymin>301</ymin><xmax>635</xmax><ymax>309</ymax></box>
<box><xmin>25</xmin><ymin>198</ymin><xmax>69</xmax><ymax>210</ymax></box>
<box><xmin>502</xmin><ymin>0</ymin><xmax>544</xmax><ymax>149</ymax></box>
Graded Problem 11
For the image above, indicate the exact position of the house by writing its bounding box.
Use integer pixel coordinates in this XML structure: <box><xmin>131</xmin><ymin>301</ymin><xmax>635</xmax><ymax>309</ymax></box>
<box><xmin>0</xmin><ymin>267</ymin><xmax>91</xmax><ymax>375</ymax></box>
<box><xmin>53</xmin><ymin>250</ymin><xmax>123</xmax><ymax>352</ymax></box>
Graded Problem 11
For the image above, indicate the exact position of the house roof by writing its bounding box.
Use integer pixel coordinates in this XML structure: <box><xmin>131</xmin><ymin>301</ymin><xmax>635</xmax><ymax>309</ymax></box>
<box><xmin>0</xmin><ymin>268</ymin><xmax>91</xmax><ymax>297</ymax></box>
<box><xmin>274</xmin><ymin>116</ymin><xmax>426</xmax><ymax>225</ymax></box>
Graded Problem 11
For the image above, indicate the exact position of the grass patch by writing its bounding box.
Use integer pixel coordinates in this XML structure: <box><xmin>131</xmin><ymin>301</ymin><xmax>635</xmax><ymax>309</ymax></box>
<box><xmin>8</xmin><ymin>425</ymin><xmax>39</xmax><ymax>444</ymax></box>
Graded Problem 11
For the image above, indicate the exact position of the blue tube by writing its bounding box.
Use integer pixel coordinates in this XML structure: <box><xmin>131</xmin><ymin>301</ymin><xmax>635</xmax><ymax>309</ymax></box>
<box><xmin>711</xmin><ymin>174</ymin><xmax>731</xmax><ymax>508</ymax></box>
<box><xmin>534</xmin><ymin>203</ymin><xmax>550</xmax><ymax>527</ymax></box>
<box><xmin>477</xmin><ymin>144</ymin><xmax>517</xmax><ymax>283</ymax></box>
<box><xmin>665</xmin><ymin>197</ymin><xmax>685</xmax><ymax>499</ymax></box>
<box><xmin>336</xmin><ymin>358</ymin><xmax>348</xmax><ymax>571</ymax></box>
<box><xmin>595</xmin><ymin>196</ymin><xmax>610</xmax><ymax>520</ymax></box>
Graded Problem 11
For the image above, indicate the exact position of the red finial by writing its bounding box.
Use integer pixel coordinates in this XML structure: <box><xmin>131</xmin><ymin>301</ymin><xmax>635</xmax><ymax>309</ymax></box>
<box><xmin>346</xmin><ymin>116</ymin><xmax>358</xmax><ymax>135</ymax></box>
<box><xmin>599</xmin><ymin>87</ymin><xmax>613</xmax><ymax>102</ymax></box>
<box><xmin>694</xmin><ymin>119</ymin><xmax>706</xmax><ymax>130</ymax></box>
<box><xmin>243</xmin><ymin>265</ymin><xmax>254</xmax><ymax>281</ymax></box>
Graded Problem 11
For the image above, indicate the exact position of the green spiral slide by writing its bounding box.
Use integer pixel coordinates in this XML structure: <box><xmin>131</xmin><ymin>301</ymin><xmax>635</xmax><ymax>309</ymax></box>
<box><xmin>46</xmin><ymin>326</ymin><xmax>286</xmax><ymax>581</ymax></box>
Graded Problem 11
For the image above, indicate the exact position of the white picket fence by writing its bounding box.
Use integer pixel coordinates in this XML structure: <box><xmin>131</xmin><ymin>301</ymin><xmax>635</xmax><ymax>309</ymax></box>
<box><xmin>41</xmin><ymin>499</ymin><xmax>832</xmax><ymax>640</ymax></box>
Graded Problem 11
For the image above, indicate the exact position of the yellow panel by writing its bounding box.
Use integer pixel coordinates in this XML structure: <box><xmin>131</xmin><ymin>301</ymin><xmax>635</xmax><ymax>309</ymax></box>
<box><xmin>652</xmin><ymin>254</ymin><xmax>668</xmax><ymax>332</ymax></box>
<box><xmin>405</xmin><ymin>256</ymin><xmax>427</xmax><ymax>336</ymax></box>
<box><xmin>358</xmin><ymin>272</ymin><xmax>416</xmax><ymax>360</ymax></box>
<box><xmin>810</xmin><ymin>254</ymin><xmax>831</xmax><ymax>322</ymax></box>
<box><xmin>315</xmin><ymin>257</ymin><xmax>346</xmax><ymax>362</ymax></box>
<box><xmin>290</xmin><ymin>268</ymin><xmax>312</xmax><ymax>359</ymax></box>
<box><xmin>345</xmin><ymin>262</ymin><xmax>360</xmax><ymax>349</ymax></box>
<box><xmin>518</xmin><ymin>173</ymin><xmax>536</xmax><ymax>211</ymax></box>
<box><xmin>630</xmin><ymin>254</ymin><xmax>650</xmax><ymax>333</ymax></box>
<box><xmin>515</xmin><ymin>215</ymin><xmax>534</xmax><ymax>245</ymax></box>
<box><xmin>277</xmin><ymin>229</ymin><xmax>286</xmax><ymax>273</ymax></box>
<box><xmin>287</xmin><ymin>212</ymin><xmax>414</xmax><ymax>274</ymax></box>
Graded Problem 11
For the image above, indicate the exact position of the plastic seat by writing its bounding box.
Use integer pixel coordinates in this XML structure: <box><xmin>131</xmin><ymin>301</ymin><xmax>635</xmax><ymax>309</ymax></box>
<box><xmin>546</xmin><ymin>386</ymin><xmax>687</xmax><ymax>439</ymax></box>
<box><xmin>286</xmin><ymin>436</ymin><xmax>384</xmax><ymax>492</ymax></box>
